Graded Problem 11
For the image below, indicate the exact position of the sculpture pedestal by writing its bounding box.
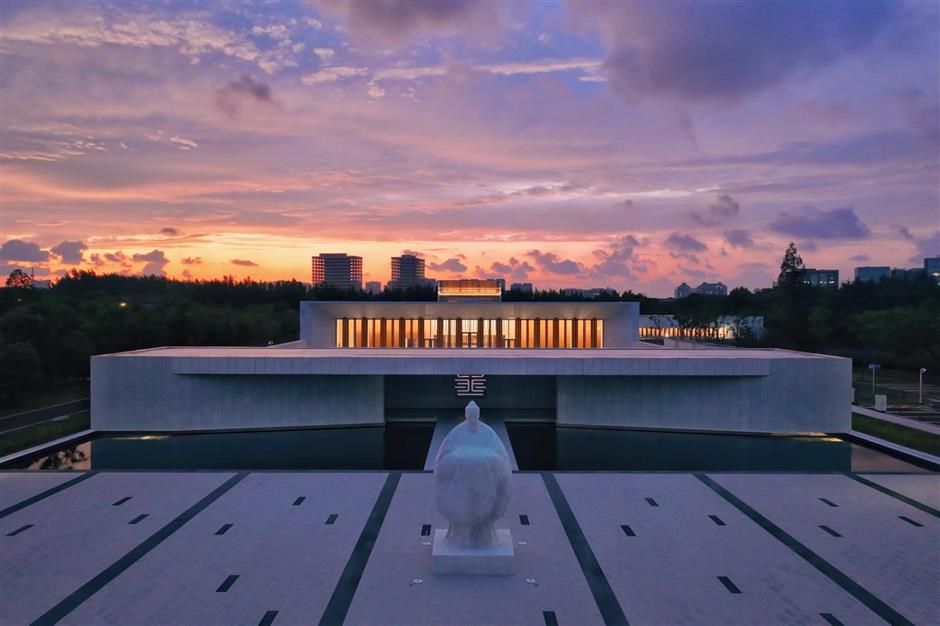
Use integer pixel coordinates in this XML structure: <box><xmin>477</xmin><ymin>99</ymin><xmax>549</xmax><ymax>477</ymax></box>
<box><xmin>431</xmin><ymin>528</ymin><xmax>515</xmax><ymax>575</ymax></box>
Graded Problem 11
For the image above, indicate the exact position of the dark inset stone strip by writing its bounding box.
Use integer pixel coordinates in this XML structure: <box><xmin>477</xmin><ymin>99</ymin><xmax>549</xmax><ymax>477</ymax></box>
<box><xmin>620</xmin><ymin>524</ymin><xmax>635</xmax><ymax>537</ymax></box>
<box><xmin>644</xmin><ymin>498</ymin><xmax>658</xmax><ymax>508</ymax></box>
<box><xmin>216</xmin><ymin>575</ymin><xmax>239</xmax><ymax>593</ymax></box>
<box><xmin>319</xmin><ymin>472</ymin><xmax>401</xmax><ymax>626</ymax></box>
<box><xmin>292</xmin><ymin>497</ymin><xmax>305</xmax><ymax>506</ymax></box>
<box><xmin>215</xmin><ymin>523</ymin><xmax>233</xmax><ymax>536</ymax></box>
<box><xmin>695</xmin><ymin>474</ymin><xmax>913</xmax><ymax>626</ymax></box>
<box><xmin>128</xmin><ymin>514</ymin><xmax>148</xmax><ymax>525</ymax></box>
<box><xmin>326</xmin><ymin>514</ymin><xmax>338</xmax><ymax>525</ymax></box>
<box><xmin>717</xmin><ymin>576</ymin><xmax>741</xmax><ymax>594</ymax></box>
<box><xmin>709</xmin><ymin>515</ymin><xmax>726</xmax><ymax>526</ymax></box>
<box><xmin>259</xmin><ymin>610</ymin><xmax>279</xmax><ymax>626</ymax></box>
<box><xmin>818</xmin><ymin>498</ymin><xmax>838</xmax><ymax>508</ymax></box>
<box><xmin>0</xmin><ymin>472</ymin><xmax>97</xmax><ymax>519</ymax></box>
<box><xmin>820</xmin><ymin>612</ymin><xmax>845</xmax><ymax>626</ymax></box>
<box><xmin>520</xmin><ymin>514</ymin><xmax>530</xmax><ymax>525</ymax></box>
<box><xmin>112</xmin><ymin>497</ymin><xmax>132</xmax><ymax>507</ymax></box>
<box><xmin>420</xmin><ymin>524</ymin><xmax>431</xmax><ymax>537</ymax></box>
<box><xmin>846</xmin><ymin>474</ymin><xmax>940</xmax><ymax>518</ymax></box>
<box><xmin>6</xmin><ymin>524</ymin><xmax>33</xmax><ymax>536</ymax></box>
<box><xmin>542</xmin><ymin>473</ymin><xmax>629</xmax><ymax>626</ymax></box>
<box><xmin>898</xmin><ymin>516</ymin><xmax>924</xmax><ymax>528</ymax></box>
<box><xmin>30</xmin><ymin>472</ymin><xmax>248</xmax><ymax>626</ymax></box>
<box><xmin>819</xmin><ymin>525</ymin><xmax>842</xmax><ymax>538</ymax></box>
<box><xmin>543</xmin><ymin>610</ymin><xmax>559</xmax><ymax>626</ymax></box>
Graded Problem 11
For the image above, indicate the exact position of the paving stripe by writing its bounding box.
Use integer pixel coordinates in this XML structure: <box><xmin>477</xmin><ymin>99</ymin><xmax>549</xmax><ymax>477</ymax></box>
<box><xmin>620</xmin><ymin>524</ymin><xmax>635</xmax><ymax>537</ymax></box>
<box><xmin>216</xmin><ymin>575</ymin><xmax>239</xmax><ymax>593</ymax></box>
<box><xmin>7</xmin><ymin>524</ymin><xmax>34</xmax><ymax>536</ymax></box>
<box><xmin>0</xmin><ymin>472</ymin><xmax>97</xmax><ymax>519</ymax></box>
<box><xmin>325</xmin><ymin>514</ymin><xmax>338</xmax><ymax>525</ymax></box>
<box><xmin>215</xmin><ymin>523</ymin><xmax>233</xmax><ymax>536</ymax></box>
<box><xmin>820</xmin><ymin>612</ymin><xmax>845</xmax><ymax>626</ymax></box>
<box><xmin>898</xmin><ymin>515</ymin><xmax>924</xmax><ymax>528</ymax></box>
<box><xmin>644</xmin><ymin>497</ymin><xmax>658</xmax><ymax>507</ymax></box>
<box><xmin>708</xmin><ymin>515</ymin><xmax>726</xmax><ymax>527</ymax></box>
<box><xmin>695</xmin><ymin>474</ymin><xmax>913</xmax><ymax>626</ymax></box>
<box><xmin>292</xmin><ymin>497</ymin><xmax>305</xmax><ymax>506</ymax></box>
<box><xmin>819</xmin><ymin>525</ymin><xmax>842</xmax><ymax>537</ymax></box>
<box><xmin>543</xmin><ymin>473</ymin><xmax>629</xmax><ymax>626</ymax></box>
<box><xmin>717</xmin><ymin>576</ymin><xmax>741</xmax><ymax>594</ymax></box>
<box><xmin>845</xmin><ymin>474</ymin><xmax>940</xmax><ymax>518</ymax></box>
<box><xmin>818</xmin><ymin>498</ymin><xmax>839</xmax><ymax>508</ymax></box>
<box><xmin>318</xmin><ymin>472</ymin><xmax>400</xmax><ymax>626</ymax></box>
<box><xmin>112</xmin><ymin>497</ymin><xmax>132</xmax><ymax>507</ymax></box>
<box><xmin>128</xmin><ymin>514</ymin><xmax>148</xmax><ymax>525</ymax></box>
<box><xmin>30</xmin><ymin>472</ymin><xmax>248</xmax><ymax>626</ymax></box>
<box><xmin>543</xmin><ymin>610</ymin><xmax>559</xmax><ymax>626</ymax></box>
<box><xmin>258</xmin><ymin>610</ymin><xmax>279</xmax><ymax>626</ymax></box>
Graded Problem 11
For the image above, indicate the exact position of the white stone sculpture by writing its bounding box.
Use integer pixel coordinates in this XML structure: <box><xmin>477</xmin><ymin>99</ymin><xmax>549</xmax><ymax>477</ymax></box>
<box><xmin>432</xmin><ymin>401</ymin><xmax>514</xmax><ymax>575</ymax></box>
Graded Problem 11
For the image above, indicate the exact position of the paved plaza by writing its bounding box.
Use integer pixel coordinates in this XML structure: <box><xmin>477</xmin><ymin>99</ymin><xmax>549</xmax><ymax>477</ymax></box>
<box><xmin>1</xmin><ymin>471</ymin><xmax>937</xmax><ymax>626</ymax></box>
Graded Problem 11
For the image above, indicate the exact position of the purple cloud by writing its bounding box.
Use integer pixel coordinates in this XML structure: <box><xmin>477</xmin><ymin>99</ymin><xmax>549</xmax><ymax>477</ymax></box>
<box><xmin>230</xmin><ymin>259</ymin><xmax>258</xmax><ymax>267</ymax></box>
<box><xmin>723</xmin><ymin>229</ymin><xmax>754</xmax><ymax>249</ymax></box>
<box><xmin>690</xmin><ymin>194</ymin><xmax>740</xmax><ymax>226</ymax></box>
<box><xmin>664</xmin><ymin>233</ymin><xmax>708</xmax><ymax>253</ymax></box>
<box><xmin>0</xmin><ymin>239</ymin><xmax>50</xmax><ymax>262</ymax></box>
<box><xmin>428</xmin><ymin>257</ymin><xmax>467</xmax><ymax>273</ymax></box>
<box><xmin>50</xmin><ymin>240</ymin><xmax>87</xmax><ymax>264</ymax></box>
<box><xmin>582</xmin><ymin>1</ymin><xmax>899</xmax><ymax>103</ymax></box>
<box><xmin>769</xmin><ymin>206</ymin><xmax>871</xmax><ymax>240</ymax></box>
<box><xmin>215</xmin><ymin>75</ymin><xmax>274</xmax><ymax>118</ymax></box>
<box><xmin>526</xmin><ymin>250</ymin><xmax>582</xmax><ymax>275</ymax></box>
<box><xmin>132</xmin><ymin>249</ymin><xmax>169</xmax><ymax>276</ymax></box>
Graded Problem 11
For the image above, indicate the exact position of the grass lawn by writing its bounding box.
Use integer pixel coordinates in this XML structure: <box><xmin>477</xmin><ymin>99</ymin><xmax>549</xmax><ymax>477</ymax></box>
<box><xmin>852</xmin><ymin>412</ymin><xmax>940</xmax><ymax>457</ymax></box>
<box><xmin>0</xmin><ymin>411</ymin><xmax>90</xmax><ymax>457</ymax></box>
<box><xmin>0</xmin><ymin>381</ymin><xmax>89</xmax><ymax>418</ymax></box>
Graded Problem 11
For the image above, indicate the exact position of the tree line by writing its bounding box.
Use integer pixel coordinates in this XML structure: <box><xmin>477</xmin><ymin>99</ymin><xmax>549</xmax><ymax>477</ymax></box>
<box><xmin>2</xmin><ymin>244</ymin><xmax>938</xmax><ymax>404</ymax></box>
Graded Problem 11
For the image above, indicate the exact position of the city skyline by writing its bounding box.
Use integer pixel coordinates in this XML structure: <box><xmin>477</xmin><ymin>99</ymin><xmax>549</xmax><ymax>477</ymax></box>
<box><xmin>1</xmin><ymin>1</ymin><xmax>938</xmax><ymax>297</ymax></box>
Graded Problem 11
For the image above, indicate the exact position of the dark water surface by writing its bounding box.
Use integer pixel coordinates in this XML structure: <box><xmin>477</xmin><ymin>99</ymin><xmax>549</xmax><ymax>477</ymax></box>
<box><xmin>507</xmin><ymin>423</ymin><xmax>929</xmax><ymax>472</ymax></box>
<box><xmin>2</xmin><ymin>423</ymin><xmax>433</xmax><ymax>471</ymax></box>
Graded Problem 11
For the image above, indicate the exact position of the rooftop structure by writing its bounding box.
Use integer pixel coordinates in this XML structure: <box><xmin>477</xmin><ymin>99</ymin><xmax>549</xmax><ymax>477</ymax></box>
<box><xmin>926</xmin><ymin>256</ymin><xmax>940</xmax><ymax>285</ymax></box>
<box><xmin>311</xmin><ymin>253</ymin><xmax>362</xmax><ymax>290</ymax></box>
<box><xmin>437</xmin><ymin>279</ymin><xmax>502</xmax><ymax>302</ymax></box>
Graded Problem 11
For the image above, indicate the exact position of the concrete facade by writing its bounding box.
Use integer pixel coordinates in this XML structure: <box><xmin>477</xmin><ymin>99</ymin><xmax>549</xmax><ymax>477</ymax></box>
<box><xmin>91</xmin><ymin>346</ymin><xmax>851</xmax><ymax>434</ymax></box>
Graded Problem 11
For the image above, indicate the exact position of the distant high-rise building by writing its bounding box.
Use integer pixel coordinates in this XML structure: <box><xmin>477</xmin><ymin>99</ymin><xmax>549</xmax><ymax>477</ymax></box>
<box><xmin>389</xmin><ymin>254</ymin><xmax>427</xmax><ymax>289</ymax></box>
<box><xmin>801</xmin><ymin>268</ymin><xmax>839</xmax><ymax>287</ymax></box>
<box><xmin>311</xmin><ymin>253</ymin><xmax>362</xmax><ymax>290</ymax></box>
<box><xmin>891</xmin><ymin>267</ymin><xmax>925</xmax><ymax>280</ymax></box>
<box><xmin>675</xmin><ymin>281</ymin><xmax>726</xmax><ymax>298</ymax></box>
<box><xmin>854</xmin><ymin>266</ymin><xmax>890</xmax><ymax>282</ymax></box>
<box><xmin>696</xmin><ymin>282</ymin><xmax>728</xmax><ymax>297</ymax></box>
<box><xmin>926</xmin><ymin>256</ymin><xmax>940</xmax><ymax>285</ymax></box>
<box><xmin>364</xmin><ymin>281</ymin><xmax>382</xmax><ymax>295</ymax></box>
<box><xmin>510</xmin><ymin>282</ymin><xmax>533</xmax><ymax>293</ymax></box>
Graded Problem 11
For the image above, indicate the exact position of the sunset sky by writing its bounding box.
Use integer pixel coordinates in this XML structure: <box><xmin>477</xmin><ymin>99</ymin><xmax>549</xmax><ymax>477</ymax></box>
<box><xmin>1</xmin><ymin>0</ymin><xmax>938</xmax><ymax>296</ymax></box>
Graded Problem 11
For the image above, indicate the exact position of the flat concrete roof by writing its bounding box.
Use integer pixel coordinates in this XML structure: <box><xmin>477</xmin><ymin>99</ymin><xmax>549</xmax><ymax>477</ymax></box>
<box><xmin>106</xmin><ymin>347</ymin><xmax>831</xmax><ymax>360</ymax></box>
<box><xmin>95</xmin><ymin>347</ymin><xmax>838</xmax><ymax>377</ymax></box>
<box><xmin>1</xmin><ymin>471</ymin><xmax>936</xmax><ymax>625</ymax></box>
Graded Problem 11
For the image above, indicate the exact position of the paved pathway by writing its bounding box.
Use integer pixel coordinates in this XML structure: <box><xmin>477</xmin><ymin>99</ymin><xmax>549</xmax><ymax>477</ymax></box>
<box><xmin>1</xmin><ymin>471</ymin><xmax>937</xmax><ymax>626</ymax></box>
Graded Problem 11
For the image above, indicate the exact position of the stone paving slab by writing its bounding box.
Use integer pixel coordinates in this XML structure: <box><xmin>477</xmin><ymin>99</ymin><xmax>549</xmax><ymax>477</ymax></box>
<box><xmin>861</xmin><ymin>473</ymin><xmax>940</xmax><ymax>510</ymax></box>
<box><xmin>558</xmin><ymin>473</ymin><xmax>886</xmax><ymax>626</ymax></box>
<box><xmin>0</xmin><ymin>472</ymin><xmax>81</xmax><ymax>509</ymax></box>
<box><xmin>713</xmin><ymin>473</ymin><xmax>939</xmax><ymax>625</ymax></box>
<box><xmin>0</xmin><ymin>472</ymin><xmax>233</xmax><ymax>625</ymax></box>
<box><xmin>344</xmin><ymin>473</ymin><xmax>605</xmax><ymax>626</ymax></box>
<box><xmin>60</xmin><ymin>472</ymin><xmax>387</xmax><ymax>626</ymax></box>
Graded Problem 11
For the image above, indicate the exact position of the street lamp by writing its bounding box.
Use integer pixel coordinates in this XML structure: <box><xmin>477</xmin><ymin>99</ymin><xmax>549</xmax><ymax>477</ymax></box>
<box><xmin>920</xmin><ymin>368</ymin><xmax>927</xmax><ymax>404</ymax></box>
<box><xmin>868</xmin><ymin>363</ymin><xmax>880</xmax><ymax>399</ymax></box>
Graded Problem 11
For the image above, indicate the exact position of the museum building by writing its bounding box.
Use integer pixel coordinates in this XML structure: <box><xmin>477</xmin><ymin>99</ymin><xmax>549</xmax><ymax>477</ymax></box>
<box><xmin>91</xmin><ymin>301</ymin><xmax>851</xmax><ymax>435</ymax></box>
